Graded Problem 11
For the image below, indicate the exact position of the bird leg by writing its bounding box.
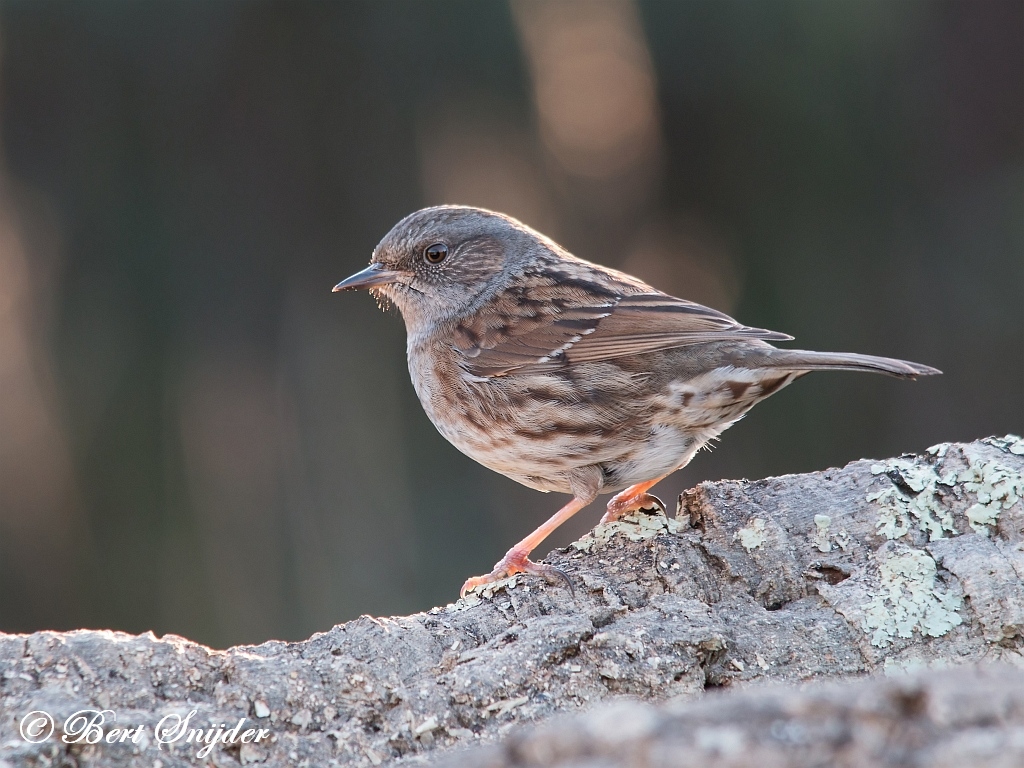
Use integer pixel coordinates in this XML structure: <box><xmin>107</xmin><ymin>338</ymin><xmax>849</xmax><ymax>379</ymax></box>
<box><xmin>460</xmin><ymin>496</ymin><xmax>589</xmax><ymax>598</ymax></box>
<box><xmin>600</xmin><ymin>478</ymin><xmax>667</xmax><ymax>524</ymax></box>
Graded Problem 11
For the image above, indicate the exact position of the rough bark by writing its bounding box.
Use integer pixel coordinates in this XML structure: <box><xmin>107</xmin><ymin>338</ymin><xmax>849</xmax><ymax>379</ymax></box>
<box><xmin>0</xmin><ymin>436</ymin><xmax>1021</xmax><ymax>768</ymax></box>
<box><xmin>439</xmin><ymin>663</ymin><xmax>1024</xmax><ymax>768</ymax></box>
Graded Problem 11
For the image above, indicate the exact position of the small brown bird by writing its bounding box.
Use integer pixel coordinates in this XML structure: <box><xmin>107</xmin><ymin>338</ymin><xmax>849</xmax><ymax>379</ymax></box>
<box><xmin>334</xmin><ymin>206</ymin><xmax>939</xmax><ymax>597</ymax></box>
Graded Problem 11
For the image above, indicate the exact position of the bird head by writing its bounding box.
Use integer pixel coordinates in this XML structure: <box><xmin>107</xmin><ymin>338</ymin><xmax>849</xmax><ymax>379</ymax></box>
<box><xmin>333</xmin><ymin>206</ymin><xmax>552</xmax><ymax>331</ymax></box>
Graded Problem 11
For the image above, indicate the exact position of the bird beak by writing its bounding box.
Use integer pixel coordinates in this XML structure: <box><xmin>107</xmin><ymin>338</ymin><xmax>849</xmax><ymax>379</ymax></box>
<box><xmin>332</xmin><ymin>263</ymin><xmax>403</xmax><ymax>292</ymax></box>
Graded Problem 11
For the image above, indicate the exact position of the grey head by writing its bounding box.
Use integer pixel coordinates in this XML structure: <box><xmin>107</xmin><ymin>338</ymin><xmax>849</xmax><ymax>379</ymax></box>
<box><xmin>333</xmin><ymin>206</ymin><xmax>557</xmax><ymax>332</ymax></box>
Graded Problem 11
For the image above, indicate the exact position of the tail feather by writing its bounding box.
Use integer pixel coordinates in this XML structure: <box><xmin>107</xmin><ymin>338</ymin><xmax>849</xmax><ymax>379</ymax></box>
<box><xmin>764</xmin><ymin>350</ymin><xmax>941</xmax><ymax>379</ymax></box>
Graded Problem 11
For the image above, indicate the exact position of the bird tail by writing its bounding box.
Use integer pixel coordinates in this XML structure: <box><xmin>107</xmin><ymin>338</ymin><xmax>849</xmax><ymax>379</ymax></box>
<box><xmin>763</xmin><ymin>350</ymin><xmax>941</xmax><ymax>379</ymax></box>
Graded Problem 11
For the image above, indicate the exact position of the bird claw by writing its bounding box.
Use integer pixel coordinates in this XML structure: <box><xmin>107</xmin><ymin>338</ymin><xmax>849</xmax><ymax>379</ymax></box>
<box><xmin>532</xmin><ymin>562</ymin><xmax>574</xmax><ymax>595</ymax></box>
<box><xmin>600</xmin><ymin>493</ymin><xmax>667</xmax><ymax>524</ymax></box>
<box><xmin>460</xmin><ymin>552</ymin><xmax>574</xmax><ymax>598</ymax></box>
<box><xmin>641</xmin><ymin>494</ymin><xmax>667</xmax><ymax>515</ymax></box>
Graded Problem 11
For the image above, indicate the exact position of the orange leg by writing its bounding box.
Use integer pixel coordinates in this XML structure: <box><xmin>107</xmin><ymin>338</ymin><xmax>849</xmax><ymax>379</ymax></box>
<box><xmin>599</xmin><ymin>477</ymin><xmax>668</xmax><ymax>524</ymax></box>
<box><xmin>460</xmin><ymin>496</ymin><xmax>590</xmax><ymax>598</ymax></box>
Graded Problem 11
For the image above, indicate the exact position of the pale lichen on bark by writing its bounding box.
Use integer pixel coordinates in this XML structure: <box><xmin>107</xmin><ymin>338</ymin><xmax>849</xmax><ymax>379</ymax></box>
<box><xmin>0</xmin><ymin>436</ymin><xmax>1021</xmax><ymax>767</ymax></box>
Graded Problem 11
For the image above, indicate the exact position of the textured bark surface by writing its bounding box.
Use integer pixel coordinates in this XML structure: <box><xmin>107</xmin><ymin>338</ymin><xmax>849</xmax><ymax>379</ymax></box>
<box><xmin>1</xmin><ymin>436</ymin><xmax>1021</xmax><ymax>768</ymax></box>
<box><xmin>439</xmin><ymin>664</ymin><xmax>1024</xmax><ymax>768</ymax></box>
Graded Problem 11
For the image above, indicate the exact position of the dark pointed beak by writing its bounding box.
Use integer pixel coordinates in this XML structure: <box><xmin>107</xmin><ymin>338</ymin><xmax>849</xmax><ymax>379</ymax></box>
<box><xmin>332</xmin><ymin>263</ymin><xmax>403</xmax><ymax>292</ymax></box>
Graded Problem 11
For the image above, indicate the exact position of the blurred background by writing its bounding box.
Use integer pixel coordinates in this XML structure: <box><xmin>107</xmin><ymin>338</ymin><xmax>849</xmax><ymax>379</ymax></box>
<box><xmin>0</xmin><ymin>0</ymin><xmax>1020</xmax><ymax>648</ymax></box>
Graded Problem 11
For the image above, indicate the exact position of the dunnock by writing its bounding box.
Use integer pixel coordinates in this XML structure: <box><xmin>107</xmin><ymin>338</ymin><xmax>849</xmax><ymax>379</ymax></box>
<box><xmin>334</xmin><ymin>206</ymin><xmax>939</xmax><ymax>596</ymax></box>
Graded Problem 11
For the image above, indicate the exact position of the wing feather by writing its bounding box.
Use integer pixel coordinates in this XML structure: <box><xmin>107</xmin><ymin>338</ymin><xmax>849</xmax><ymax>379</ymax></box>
<box><xmin>453</xmin><ymin>272</ymin><xmax>791</xmax><ymax>378</ymax></box>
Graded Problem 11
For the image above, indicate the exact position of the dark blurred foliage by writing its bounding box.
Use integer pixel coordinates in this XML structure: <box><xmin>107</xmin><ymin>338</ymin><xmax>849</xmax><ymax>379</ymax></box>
<box><xmin>0</xmin><ymin>1</ymin><xmax>1019</xmax><ymax>648</ymax></box>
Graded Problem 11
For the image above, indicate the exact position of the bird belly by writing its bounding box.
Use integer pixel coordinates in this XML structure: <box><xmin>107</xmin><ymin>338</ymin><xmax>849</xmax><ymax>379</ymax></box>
<box><xmin>595</xmin><ymin>423</ymin><xmax>698</xmax><ymax>492</ymax></box>
<box><xmin>409</xmin><ymin>353</ymin><xmax>632</xmax><ymax>493</ymax></box>
<box><xmin>409</xmin><ymin>344</ymin><xmax>799</xmax><ymax>496</ymax></box>
<box><xmin>411</xmin><ymin>382</ymin><xmax>699</xmax><ymax>495</ymax></box>
<box><xmin>423</xmin><ymin>395</ymin><xmax>606</xmax><ymax>494</ymax></box>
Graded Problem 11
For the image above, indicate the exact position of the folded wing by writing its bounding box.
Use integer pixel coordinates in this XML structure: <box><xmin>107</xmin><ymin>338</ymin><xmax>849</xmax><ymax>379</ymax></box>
<box><xmin>453</xmin><ymin>276</ymin><xmax>791</xmax><ymax>378</ymax></box>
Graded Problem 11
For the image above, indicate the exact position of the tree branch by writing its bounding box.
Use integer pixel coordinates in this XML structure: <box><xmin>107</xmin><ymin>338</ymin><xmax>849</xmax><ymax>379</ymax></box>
<box><xmin>1</xmin><ymin>435</ymin><xmax>1021</xmax><ymax>767</ymax></box>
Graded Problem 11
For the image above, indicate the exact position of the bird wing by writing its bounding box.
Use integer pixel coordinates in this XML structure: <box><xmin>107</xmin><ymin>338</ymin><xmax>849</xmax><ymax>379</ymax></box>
<box><xmin>453</xmin><ymin>275</ymin><xmax>792</xmax><ymax>378</ymax></box>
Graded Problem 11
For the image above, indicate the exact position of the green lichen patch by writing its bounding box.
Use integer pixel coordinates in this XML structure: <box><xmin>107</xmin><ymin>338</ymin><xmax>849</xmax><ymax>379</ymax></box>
<box><xmin>735</xmin><ymin>518</ymin><xmax>767</xmax><ymax>552</ymax></box>
<box><xmin>867</xmin><ymin>436</ymin><xmax>1024</xmax><ymax>540</ymax></box>
<box><xmin>861</xmin><ymin>547</ymin><xmax>963</xmax><ymax>648</ymax></box>
<box><xmin>459</xmin><ymin>576</ymin><xmax>515</xmax><ymax>604</ymax></box>
<box><xmin>983</xmin><ymin>434</ymin><xmax>1024</xmax><ymax>456</ymax></box>
<box><xmin>881</xmin><ymin>654</ymin><xmax>953</xmax><ymax>676</ymax></box>
<box><xmin>812</xmin><ymin>514</ymin><xmax>832</xmax><ymax>553</ymax></box>
<box><xmin>867</xmin><ymin>458</ymin><xmax>956</xmax><ymax>541</ymax></box>
<box><xmin>571</xmin><ymin>512</ymin><xmax>685</xmax><ymax>554</ymax></box>
<box><xmin>957</xmin><ymin>448</ymin><xmax>1024</xmax><ymax>535</ymax></box>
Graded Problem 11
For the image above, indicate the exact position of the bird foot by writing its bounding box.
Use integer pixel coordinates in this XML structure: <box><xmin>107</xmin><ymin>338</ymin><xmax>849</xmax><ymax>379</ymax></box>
<box><xmin>460</xmin><ymin>549</ymin><xmax>573</xmax><ymax>598</ymax></box>
<box><xmin>600</xmin><ymin>493</ymin><xmax>667</xmax><ymax>524</ymax></box>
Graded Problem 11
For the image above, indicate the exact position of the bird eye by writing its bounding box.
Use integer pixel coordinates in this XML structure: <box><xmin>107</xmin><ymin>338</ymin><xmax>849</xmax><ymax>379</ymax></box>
<box><xmin>424</xmin><ymin>243</ymin><xmax>449</xmax><ymax>264</ymax></box>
